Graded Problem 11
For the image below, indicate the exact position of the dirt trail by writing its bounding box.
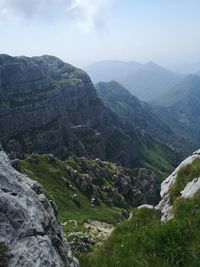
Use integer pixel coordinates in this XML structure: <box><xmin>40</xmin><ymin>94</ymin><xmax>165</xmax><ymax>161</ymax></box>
<box><xmin>84</xmin><ymin>220</ymin><xmax>114</xmax><ymax>239</ymax></box>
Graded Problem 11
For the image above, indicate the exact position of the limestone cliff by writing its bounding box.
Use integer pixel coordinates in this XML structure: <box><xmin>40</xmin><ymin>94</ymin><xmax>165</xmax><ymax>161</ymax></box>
<box><xmin>0</xmin><ymin>149</ymin><xmax>79</xmax><ymax>267</ymax></box>
<box><xmin>0</xmin><ymin>54</ymin><xmax>142</xmax><ymax>167</ymax></box>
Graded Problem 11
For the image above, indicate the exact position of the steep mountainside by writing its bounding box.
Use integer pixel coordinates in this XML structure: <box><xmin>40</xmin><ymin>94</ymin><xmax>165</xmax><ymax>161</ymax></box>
<box><xmin>0</xmin><ymin>54</ymin><xmax>108</xmax><ymax>160</ymax></box>
<box><xmin>0</xmin><ymin>54</ymin><xmax>179</xmax><ymax>175</ymax></box>
<box><xmin>79</xmin><ymin>150</ymin><xmax>200</xmax><ymax>267</ymax></box>
<box><xmin>152</xmin><ymin>75</ymin><xmax>200</xmax><ymax>144</ymax></box>
<box><xmin>85</xmin><ymin>60</ymin><xmax>181</xmax><ymax>101</ymax></box>
<box><xmin>96</xmin><ymin>81</ymin><xmax>193</xmax><ymax>154</ymax></box>
<box><xmin>0</xmin><ymin>149</ymin><xmax>79</xmax><ymax>267</ymax></box>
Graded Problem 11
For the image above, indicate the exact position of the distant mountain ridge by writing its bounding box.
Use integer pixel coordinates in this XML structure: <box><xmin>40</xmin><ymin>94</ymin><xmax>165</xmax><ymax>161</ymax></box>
<box><xmin>84</xmin><ymin>60</ymin><xmax>142</xmax><ymax>83</ymax></box>
<box><xmin>152</xmin><ymin>74</ymin><xmax>200</xmax><ymax>145</ymax></box>
<box><xmin>85</xmin><ymin>60</ymin><xmax>182</xmax><ymax>101</ymax></box>
<box><xmin>168</xmin><ymin>62</ymin><xmax>200</xmax><ymax>74</ymax></box>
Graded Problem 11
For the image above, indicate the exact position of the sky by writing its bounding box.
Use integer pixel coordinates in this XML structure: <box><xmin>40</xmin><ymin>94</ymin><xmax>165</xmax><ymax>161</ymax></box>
<box><xmin>0</xmin><ymin>0</ymin><xmax>200</xmax><ymax>68</ymax></box>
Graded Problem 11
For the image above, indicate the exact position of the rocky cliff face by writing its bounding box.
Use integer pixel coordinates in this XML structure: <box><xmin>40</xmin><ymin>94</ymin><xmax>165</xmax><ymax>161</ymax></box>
<box><xmin>0</xmin><ymin>54</ymin><xmax>142</xmax><ymax>168</ymax></box>
<box><xmin>0</xmin><ymin>149</ymin><xmax>79</xmax><ymax>267</ymax></box>
<box><xmin>0</xmin><ymin>54</ymin><xmax>104</xmax><ymax>159</ymax></box>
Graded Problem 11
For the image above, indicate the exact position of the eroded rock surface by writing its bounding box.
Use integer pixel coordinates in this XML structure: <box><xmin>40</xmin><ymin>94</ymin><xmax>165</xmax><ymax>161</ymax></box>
<box><xmin>0</xmin><ymin>150</ymin><xmax>79</xmax><ymax>267</ymax></box>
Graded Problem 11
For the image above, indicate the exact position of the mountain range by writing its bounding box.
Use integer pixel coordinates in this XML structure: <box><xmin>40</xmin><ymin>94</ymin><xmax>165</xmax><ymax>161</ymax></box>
<box><xmin>0</xmin><ymin>54</ymin><xmax>181</xmax><ymax>177</ymax></box>
<box><xmin>85</xmin><ymin>60</ymin><xmax>182</xmax><ymax>101</ymax></box>
<box><xmin>168</xmin><ymin>62</ymin><xmax>200</xmax><ymax>74</ymax></box>
<box><xmin>95</xmin><ymin>81</ymin><xmax>193</xmax><ymax>154</ymax></box>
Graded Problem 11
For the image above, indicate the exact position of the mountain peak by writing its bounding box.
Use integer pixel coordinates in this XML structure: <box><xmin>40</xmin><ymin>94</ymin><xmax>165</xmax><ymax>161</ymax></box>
<box><xmin>144</xmin><ymin>61</ymin><xmax>170</xmax><ymax>71</ymax></box>
<box><xmin>145</xmin><ymin>61</ymin><xmax>157</xmax><ymax>66</ymax></box>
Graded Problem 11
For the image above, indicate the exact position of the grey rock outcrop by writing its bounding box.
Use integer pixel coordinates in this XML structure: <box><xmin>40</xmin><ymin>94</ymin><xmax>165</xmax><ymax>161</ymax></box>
<box><xmin>63</xmin><ymin>156</ymin><xmax>160</xmax><ymax>207</ymax></box>
<box><xmin>0</xmin><ymin>150</ymin><xmax>79</xmax><ymax>267</ymax></box>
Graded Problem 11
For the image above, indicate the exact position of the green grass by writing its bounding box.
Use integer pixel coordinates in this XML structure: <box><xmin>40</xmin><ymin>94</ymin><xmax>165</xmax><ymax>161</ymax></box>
<box><xmin>79</xmin><ymin>194</ymin><xmax>200</xmax><ymax>267</ymax></box>
<box><xmin>169</xmin><ymin>157</ymin><xmax>200</xmax><ymax>204</ymax></box>
<box><xmin>142</xmin><ymin>147</ymin><xmax>174</xmax><ymax>180</ymax></box>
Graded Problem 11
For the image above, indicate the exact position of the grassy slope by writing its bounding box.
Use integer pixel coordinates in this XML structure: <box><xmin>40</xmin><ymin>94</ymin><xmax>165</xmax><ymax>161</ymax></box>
<box><xmin>142</xmin><ymin>146</ymin><xmax>174</xmax><ymax>180</ymax></box>
<box><xmin>79</xmin><ymin>195</ymin><xmax>200</xmax><ymax>267</ymax></box>
<box><xmin>79</xmin><ymin>157</ymin><xmax>200</xmax><ymax>267</ymax></box>
<box><xmin>20</xmin><ymin>154</ymin><xmax>121</xmax><ymax>234</ymax></box>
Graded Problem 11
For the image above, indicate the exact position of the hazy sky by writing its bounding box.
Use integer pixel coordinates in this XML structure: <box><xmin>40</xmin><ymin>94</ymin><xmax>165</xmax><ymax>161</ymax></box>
<box><xmin>0</xmin><ymin>0</ymin><xmax>199</xmax><ymax>67</ymax></box>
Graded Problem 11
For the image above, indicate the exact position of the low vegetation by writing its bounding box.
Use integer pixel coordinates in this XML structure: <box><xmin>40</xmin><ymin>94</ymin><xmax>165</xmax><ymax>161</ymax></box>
<box><xmin>20</xmin><ymin>153</ymin><xmax>160</xmax><ymax>252</ymax></box>
<box><xmin>20</xmin><ymin>152</ymin><xmax>200</xmax><ymax>265</ymax></box>
<box><xmin>79</xmin><ymin>158</ymin><xmax>200</xmax><ymax>267</ymax></box>
<box><xmin>143</xmin><ymin>146</ymin><xmax>174</xmax><ymax>179</ymax></box>
<box><xmin>79</xmin><ymin>190</ymin><xmax>200</xmax><ymax>267</ymax></box>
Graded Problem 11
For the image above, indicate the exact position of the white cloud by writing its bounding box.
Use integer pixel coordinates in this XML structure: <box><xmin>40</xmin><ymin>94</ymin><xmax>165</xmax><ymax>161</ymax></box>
<box><xmin>69</xmin><ymin>0</ymin><xmax>116</xmax><ymax>32</ymax></box>
<box><xmin>0</xmin><ymin>0</ymin><xmax>69</xmax><ymax>20</ymax></box>
<box><xmin>0</xmin><ymin>0</ymin><xmax>116</xmax><ymax>31</ymax></box>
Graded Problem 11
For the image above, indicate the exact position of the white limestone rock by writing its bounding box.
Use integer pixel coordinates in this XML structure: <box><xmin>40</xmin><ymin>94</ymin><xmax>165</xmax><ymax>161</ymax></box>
<box><xmin>157</xmin><ymin>149</ymin><xmax>200</xmax><ymax>221</ymax></box>
<box><xmin>181</xmin><ymin>177</ymin><xmax>200</xmax><ymax>199</ymax></box>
